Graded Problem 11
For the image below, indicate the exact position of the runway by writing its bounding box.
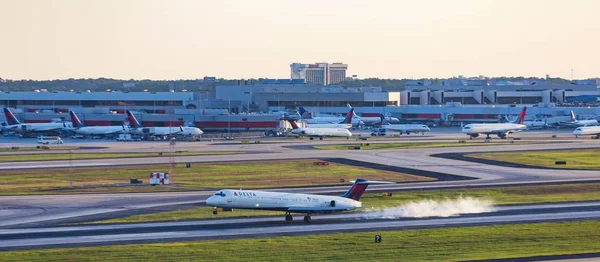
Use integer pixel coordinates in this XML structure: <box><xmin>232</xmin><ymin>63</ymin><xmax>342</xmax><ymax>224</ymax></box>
<box><xmin>1</xmin><ymin>201</ymin><xmax>599</xmax><ymax>250</ymax></box>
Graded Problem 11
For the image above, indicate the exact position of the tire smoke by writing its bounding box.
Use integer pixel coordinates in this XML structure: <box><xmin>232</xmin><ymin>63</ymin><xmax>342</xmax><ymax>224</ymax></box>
<box><xmin>362</xmin><ymin>197</ymin><xmax>495</xmax><ymax>219</ymax></box>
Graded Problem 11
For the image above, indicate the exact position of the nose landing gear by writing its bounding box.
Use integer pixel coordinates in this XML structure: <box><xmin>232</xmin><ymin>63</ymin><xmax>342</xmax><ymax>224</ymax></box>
<box><xmin>285</xmin><ymin>214</ymin><xmax>293</xmax><ymax>222</ymax></box>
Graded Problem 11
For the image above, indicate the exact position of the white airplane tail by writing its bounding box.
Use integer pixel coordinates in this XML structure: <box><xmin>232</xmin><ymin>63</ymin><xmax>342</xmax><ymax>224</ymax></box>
<box><xmin>340</xmin><ymin>178</ymin><xmax>394</xmax><ymax>201</ymax></box>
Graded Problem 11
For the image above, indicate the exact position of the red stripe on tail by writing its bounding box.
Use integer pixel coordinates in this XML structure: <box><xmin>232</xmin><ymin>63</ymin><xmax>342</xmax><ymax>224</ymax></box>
<box><xmin>517</xmin><ymin>107</ymin><xmax>527</xmax><ymax>125</ymax></box>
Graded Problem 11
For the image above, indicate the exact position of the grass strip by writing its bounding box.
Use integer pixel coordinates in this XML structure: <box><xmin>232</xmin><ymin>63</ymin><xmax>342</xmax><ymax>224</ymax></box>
<box><xmin>0</xmin><ymin>151</ymin><xmax>239</xmax><ymax>162</ymax></box>
<box><xmin>0</xmin><ymin>159</ymin><xmax>432</xmax><ymax>195</ymax></box>
<box><xmin>2</xmin><ymin>220</ymin><xmax>599</xmax><ymax>262</ymax></box>
<box><xmin>468</xmin><ymin>149</ymin><xmax>600</xmax><ymax>169</ymax></box>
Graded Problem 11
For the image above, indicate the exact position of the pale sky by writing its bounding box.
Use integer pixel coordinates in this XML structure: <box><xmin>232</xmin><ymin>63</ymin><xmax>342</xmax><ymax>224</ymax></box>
<box><xmin>0</xmin><ymin>0</ymin><xmax>599</xmax><ymax>80</ymax></box>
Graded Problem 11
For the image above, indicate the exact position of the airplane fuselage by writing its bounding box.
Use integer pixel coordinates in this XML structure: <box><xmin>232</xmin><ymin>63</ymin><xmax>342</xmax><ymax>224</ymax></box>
<box><xmin>360</xmin><ymin>116</ymin><xmax>400</xmax><ymax>125</ymax></box>
<box><xmin>462</xmin><ymin>123</ymin><xmax>526</xmax><ymax>138</ymax></box>
<box><xmin>304</xmin><ymin>117</ymin><xmax>361</xmax><ymax>125</ymax></box>
<box><xmin>524</xmin><ymin>119</ymin><xmax>547</xmax><ymax>129</ymax></box>
<box><xmin>130</xmin><ymin>126</ymin><xmax>203</xmax><ymax>136</ymax></box>
<box><xmin>305</xmin><ymin>123</ymin><xmax>352</xmax><ymax>129</ymax></box>
<box><xmin>71</xmin><ymin>126</ymin><xmax>125</xmax><ymax>135</ymax></box>
<box><xmin>573</xmin><ymin>126</ymin><xmax>600</xmax><ymax>137</ymax></box>
<box><xmin>292</xmin><ymin>127</ymin><xmax>352</xmax><ymax>137</ymax></box>
<box><xmin>206</xmin><ymin>189</ymin><xmax>361</xmax><ymax>213</ymax></box>
<box><xmin>568</xmin><ymin>120</ymin><xmax>599</xmax><ymax>127</ymax></box>
<box><xmin>4</xmin><ymin>122</ymin><xmax>67</xmax><ymax>133</ymax></box>
<box><xmin>382</xmin><ymin>124</ymin><xmax>430</xmax><ymax>134</ymax></box>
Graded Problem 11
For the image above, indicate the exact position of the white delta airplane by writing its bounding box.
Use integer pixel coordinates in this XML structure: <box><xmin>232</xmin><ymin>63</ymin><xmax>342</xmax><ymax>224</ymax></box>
<box><xmin>298</xmin><ymin>107</ymin><xmax>362</xmax><ymax>126</ymax></box>
<box><xmin>462</xmin><ymin>106</ymin><xmax>527</xmax><ymax>139</ymax></box>
<box><xmin>379</xmin><ymin>114</ymin><xmax>430</xmax><ymax>135</ymax></box>
<box><xmin>69</xmin><ymin>111</ymin><xmax>127</xmax><ymax>136</ymax></box>
<box><xmin>573</xmin><ymin>126</ymin><xmax>600</xmax><ymax>138</ymax></box>
<box><xmin>305</xmin><ymin>108</ymin><xmax>355</xmax><ymax>129</ymax></box>
<box><xmin>126</xmin><ymin>110</ymin><xmax>203</xmax><ymax>136</ymax></box>
<box><xmin>288</xmin><ymin>119</ymin><xmax>352</xmax><ymax>140</ymax></box>
<box><xmin>206</xmin><ymin>178</ymin><xmax>395</xmax><ymax>222</ymax></box>
<box><xmin>2</xmin><ymin>108</ymin><xmax>68</xmax><ymax>134</ymax></box>
<box><xmin>559</xmin><ymin>111</ymin><xmax>598</xmax><ymax>127</ymax></box>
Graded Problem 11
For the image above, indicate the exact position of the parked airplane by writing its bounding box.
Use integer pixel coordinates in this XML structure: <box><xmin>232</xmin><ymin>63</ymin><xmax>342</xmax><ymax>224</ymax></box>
<box><xmin>298</xmin><ymin>107</ymin><xmax>362</xmax><ymax>126</ymax></box>
<box><xmin>206</xmin><ymin>178</ymin><xmax>394</xmax><ymax>222</ymax></box>
<box><xmin>126</xmin><ymin>110</ymin><xmax>203</xmax><ymax>136</ymax></box>
<box><xmin>345</xmin><ymin>104</ymin><xmax>400</xmax><ymax>125</ymax></box>
<box><xmin>355</xmin><ymin>113</ymin><xmax>399</xmax><ymax>126</ymax></box>
<box><xmin>573</xmin><ymin>126</ymin><xmax>600</xmax><ymax>138</ymax></box>
<box><xmin>461</xmin><ymin>106</ymin><xmax>527</xmax><ymax>139</ymax></box>
<box><xmin>2</xmin><ymin>108</ymin><xmax>69</xmax><ymax>134</ymax></box>
<box><xmin>69</xmin><ymin>111</ymin><xmax>126</xmax><ymax>136</ymax></box>
<box><xmin>558</xmin><ymin>111</ymin><xmax>598</xmax><ymax>127</ymax></box>
<box><xmin>523</xmin><ymin>118</ymin><xmax>547</xmax><ymax>129</ymax></box>
<box><xmin>379</xmin><ymin>114</ymin><xmax>430</xmax><ymax>135</ymax></box>
<box><xmin>288</xmin><ymin>119</ymin><xmax>352</xmax><ymax>140</ymax></box>
<box><xmin>305</xmin><ymin>108</ymin><xmax>354</xmax><ymax>129</ymax></box>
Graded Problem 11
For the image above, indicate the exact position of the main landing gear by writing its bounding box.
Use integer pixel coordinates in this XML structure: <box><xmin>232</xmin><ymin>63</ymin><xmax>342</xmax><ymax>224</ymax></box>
<box><xmin>284</xmin><ymin>213</ymin><xmax>312</xmax><ymax>223</ymax></box>
<box><xmin>303</xmin><ymin>215</ymin><xmax>312</xmax><ymax>223</ymax></box>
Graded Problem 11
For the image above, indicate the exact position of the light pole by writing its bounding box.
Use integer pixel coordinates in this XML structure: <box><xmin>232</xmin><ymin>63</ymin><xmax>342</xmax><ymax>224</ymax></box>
<box><xmin>228</xmin><ymin>96</ymin><xmax>231</xmax><ymax>137</ymax></box>
<box><xmin>246</xmin><ymin>91</ymin><xmax>252</xmax><ymax>113</ymax></box>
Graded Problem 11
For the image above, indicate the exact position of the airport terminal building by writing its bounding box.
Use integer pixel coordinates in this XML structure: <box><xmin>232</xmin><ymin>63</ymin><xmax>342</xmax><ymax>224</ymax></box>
<box><xmin>2</xmin><ymin>79</ymin><xmax>600</xmax><ymax>130</ymax></box>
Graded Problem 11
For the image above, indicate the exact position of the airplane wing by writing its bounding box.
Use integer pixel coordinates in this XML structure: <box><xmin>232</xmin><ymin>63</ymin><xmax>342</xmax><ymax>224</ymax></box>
<box><xmin>488</xmin><ymin>127</ymin><xmax>525</xmax><ymax>134</ymax></box>
<box><xmin>37</xmin><ymin>127</ymin><xmax>64</xmax><ymax>132</ymax></box>
<box><xmin>287</xmin><ymin>206</ymin><xmax>354</xmax><ymax>212</ymax></box>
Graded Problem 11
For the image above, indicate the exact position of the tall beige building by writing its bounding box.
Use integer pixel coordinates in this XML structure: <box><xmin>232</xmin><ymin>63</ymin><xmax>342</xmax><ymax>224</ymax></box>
<box><xmin>290</xmin><ymin>62</ymin><xmax>348</xmax><ymax>85</ymax></box>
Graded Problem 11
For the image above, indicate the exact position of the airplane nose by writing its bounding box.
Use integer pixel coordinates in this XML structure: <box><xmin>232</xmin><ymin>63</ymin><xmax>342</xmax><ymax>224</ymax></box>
<box><xmin>206</xmin><ymin>196</ymin><xmax>217</xmax><ymax>206</ymax></box>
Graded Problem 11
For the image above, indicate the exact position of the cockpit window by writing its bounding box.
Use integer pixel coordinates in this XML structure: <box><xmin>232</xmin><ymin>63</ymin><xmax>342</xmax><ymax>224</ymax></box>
<box><xmin>463</xmin><ymin>127</ymin><xmax>470</xmax><ymax>130</ymax></box>
<box><xmin>215</xmin><ymin>192</ymin><xmax>226</xmax><ymax>197</ymax></box>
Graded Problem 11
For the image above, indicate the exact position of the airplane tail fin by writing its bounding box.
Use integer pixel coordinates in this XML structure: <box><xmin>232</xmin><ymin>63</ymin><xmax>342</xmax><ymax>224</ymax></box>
<box><xmin>3</xmin><ymin>108</ymin><xmax>20</xmax><ymax>125</ymax></box>
<box><xmin>287</xmin><ymin>119</ymin><xmax>300</xmax><ymax>129</ymax></box>
<box><xmin>570</xmin><ymin>111</ymin><xmax>577</xmax><ymax>121</ymax></box>
<box><xmin>341</xmin><ymin>179</ymin><xmax>395</xmax><ymax>201</ymax></box>
<box><xmin>126</xmin><ymin>110</ymin><xmax>142</xmax><ymax>128</ymax></box>
<box><xmin>379</xmin><ymin>114</ymin><xmax>389</xmax><ymax>125</ymax></box>
<box><xmin>340</xmin><ymin>108</ymin><xmax>354</xmax><ymax>124</ymax></box>
<box><xmin>69</xmin><ymin>111</ymin><xmax>84</xmax><ymax>128</ymax></box>
<box><xmin>517</xmin><ymin>106</ymin><xmax>527</xmax><ymax>125</ymax></box>
<box><xmin>298</xmin><ymin>107</ymin><xmax>312</xmax><ymax>119</ymax></box>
